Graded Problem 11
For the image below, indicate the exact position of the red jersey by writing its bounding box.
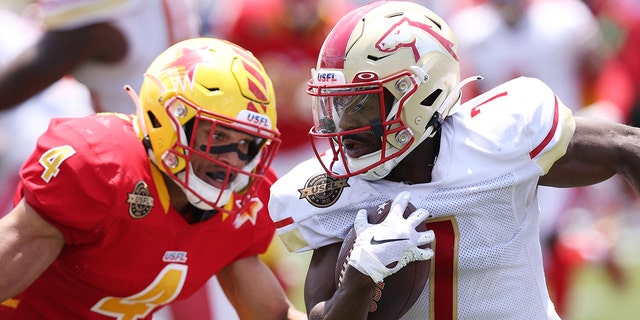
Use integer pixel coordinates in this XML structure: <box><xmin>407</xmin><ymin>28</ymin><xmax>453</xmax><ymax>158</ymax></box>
<box><xmin>0</xmin><ymin>113</ymin><xmax>277</xmax><ymax>319</ymax></box>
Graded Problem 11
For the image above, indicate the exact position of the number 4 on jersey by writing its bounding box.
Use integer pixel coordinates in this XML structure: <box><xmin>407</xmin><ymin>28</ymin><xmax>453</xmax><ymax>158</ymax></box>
<box><xmin>38</xmin><ymin>145</ymin><xmax>76</xmax><ymax>183</ymax></box>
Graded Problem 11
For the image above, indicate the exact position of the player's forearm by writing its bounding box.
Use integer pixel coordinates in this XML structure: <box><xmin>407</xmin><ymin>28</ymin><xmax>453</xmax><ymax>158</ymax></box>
<box><xmin>308</xmin><ymin>266</ymin><xmax>375</xmax><ymax>320</ymax></box>
<box><xmin>614</xmin><ymin>124</ymin><xmax>640</xmax><ymax>196</ymax></box>
<box><xmin>0</xmin><ymin>237</ymin><xmax>49</xmax><ymax>300</ymax></box>
<box><xmin>219</xmin><ymin>256</ymin><xmax>291</xmax><ymax>319</ymax></box>
<box><xmin>0</xmin><ymin>200</ymin><xmax>64</xmax><ymax>300</ymax></box>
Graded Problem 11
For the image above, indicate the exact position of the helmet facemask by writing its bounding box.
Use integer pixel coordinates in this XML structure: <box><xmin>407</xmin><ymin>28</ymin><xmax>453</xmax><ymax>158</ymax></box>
<box><xmin>159</xmin><ymin>95</ymin><xmax>278</xmax><ymax>212</ymax></box>
<box><xmin>309</xmin><ymin>71</ymin><xmax>418</xmax><ymax>179</ymax></box>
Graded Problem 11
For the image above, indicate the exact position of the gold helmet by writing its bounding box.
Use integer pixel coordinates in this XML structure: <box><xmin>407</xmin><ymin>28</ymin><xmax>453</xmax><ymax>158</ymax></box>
<box><xmin>135</xmin><ymin>38</ymin><xmax>279</xmax><ymax>213</ymax></box>
<box><xmin>308</xmin><ymin>1</ymin><xmax>479</xmax><ymax>180</ymax></box>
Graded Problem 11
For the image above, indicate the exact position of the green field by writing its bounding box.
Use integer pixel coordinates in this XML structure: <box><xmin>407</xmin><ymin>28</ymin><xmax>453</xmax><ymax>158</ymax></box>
<box><xmin>566</xmin><ymin>227</ymin><xmax>640</xmax><ymax>320</ymax></box>
<box><xmin>567</xmin><ymin>262</ymin><xmax>640</xmax><ymax>320</ymax></box>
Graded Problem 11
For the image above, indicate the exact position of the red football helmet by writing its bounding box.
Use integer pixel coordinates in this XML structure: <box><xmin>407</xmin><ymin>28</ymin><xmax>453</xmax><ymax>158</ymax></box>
<box><xmin>308</xmin><ymin>1</ymin><xmax>478</xmax><ymax>180</ymax></box>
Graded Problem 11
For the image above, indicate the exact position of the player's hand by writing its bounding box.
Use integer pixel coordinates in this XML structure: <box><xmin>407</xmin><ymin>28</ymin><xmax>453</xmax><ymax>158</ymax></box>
<box><xmin>348</xmin><ymin>191</ymin><xmax>434</xmax><ymax>283</ymax></box>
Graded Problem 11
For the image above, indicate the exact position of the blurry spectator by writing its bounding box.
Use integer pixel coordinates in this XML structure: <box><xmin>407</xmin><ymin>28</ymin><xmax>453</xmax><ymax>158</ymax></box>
<box><xmin>586</xmin><ymin>0</ymin><xmax>640</xmax><ymax>126</ymax></box>
<box><xmin>211</xmin><ymin>0</ymin><xmax>353</xmax><ymax>175</ymax></box>
<box><xmin>451</xmin><ymin>0</ymin><xmax>604</xmax><ymax>109</ymax></box>
<box><xmin>0</xmin><ymin>0</ymin><xmax>200</xmax><ymax>114</ymax></box>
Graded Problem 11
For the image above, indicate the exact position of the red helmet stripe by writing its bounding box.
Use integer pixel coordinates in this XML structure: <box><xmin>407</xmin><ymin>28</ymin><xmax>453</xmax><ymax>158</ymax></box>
<box><xmin>230</xmin><ymin>45</ymin><xmax>270</xmax><ymax>103</ymax></box>
<box><xmin>319</xmin><ymin>2</ymin><xmax>386</xmax><ymax>69</ymax></box>
<box><xmin>240</xmin><ymin>60</ymin><xmax>269</xmax><ymax>103</ymax></box>
<box><xmin>231</xmin><ymin>45</ymin><xmax>263</xmax><ymax>72</ymax></box>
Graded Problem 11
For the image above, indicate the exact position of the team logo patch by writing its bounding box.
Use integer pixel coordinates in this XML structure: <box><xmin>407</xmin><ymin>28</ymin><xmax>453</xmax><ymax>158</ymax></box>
<box><xmin>298</xmin><ymin>173</ymin><xmax>350</xmax><ymax>208</ymax></box>
<box><xmin>127</xmin><ymin>181</ymin><xmax>154</xmax><ymax>218</ymax></box>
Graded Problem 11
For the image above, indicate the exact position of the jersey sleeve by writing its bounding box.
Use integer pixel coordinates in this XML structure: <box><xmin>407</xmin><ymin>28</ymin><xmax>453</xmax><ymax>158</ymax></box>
<box><xmin>19</xmin><ymin>117</ymin><xmax>121</xmax><ymax>245</ymax></box>
<box><xmin>37</xmin><ymin>0</ymin><xmax>142</xmax><ymax>30</ymax></box>
<box><xmin>509</xmin><ymin>77</ymin><xmax>576</xmax><ymax>174</ymax></box>
<box><xmin>448</xmin><ymin>76</ymin><xmax>576</xmax><ymax>184</ymax></box>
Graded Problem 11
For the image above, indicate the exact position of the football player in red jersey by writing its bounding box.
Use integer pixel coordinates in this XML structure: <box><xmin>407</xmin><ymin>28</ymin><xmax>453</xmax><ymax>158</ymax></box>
<box><xmin>0</xmin><ymin>38</ymin><xmax>305</xmax><ymax>320</ymax></box>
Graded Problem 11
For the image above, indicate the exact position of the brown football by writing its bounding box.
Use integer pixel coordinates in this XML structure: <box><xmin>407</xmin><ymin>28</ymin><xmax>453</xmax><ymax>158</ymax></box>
<box><xmin>335</xmin><ymin>200</ymin><xmax>431</xmax><ymax>320</ymax></box>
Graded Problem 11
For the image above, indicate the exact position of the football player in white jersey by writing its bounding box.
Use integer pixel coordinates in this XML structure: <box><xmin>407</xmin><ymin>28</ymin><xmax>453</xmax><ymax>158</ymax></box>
<box><xmin>268</xmin><ymin>1</ymin><xmax>640</xmax><ymax>319</ymax></box>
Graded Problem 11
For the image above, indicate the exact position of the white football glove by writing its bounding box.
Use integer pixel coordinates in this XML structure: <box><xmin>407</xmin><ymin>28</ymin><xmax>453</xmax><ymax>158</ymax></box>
<box><xmin>348</xmin><ymin>191</ymin><xmax>435</xmax><ymax>283</ymax></box>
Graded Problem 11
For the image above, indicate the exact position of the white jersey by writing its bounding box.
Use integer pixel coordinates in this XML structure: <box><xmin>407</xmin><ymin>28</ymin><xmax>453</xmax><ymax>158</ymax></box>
<box><xmin>269</xmin><ymin>77</ymin><xmax>575</xmax><ymax>319</ymax></box>
<box><xmin>37</xmin><ymin>0</ymin><xmax>200</xmax><ymax>114</ymax></box>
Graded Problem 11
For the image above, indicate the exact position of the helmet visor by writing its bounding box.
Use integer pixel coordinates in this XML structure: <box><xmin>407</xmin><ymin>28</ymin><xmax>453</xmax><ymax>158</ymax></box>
<box><xmin>311</xmin><ymin>85</ymin><xmax>384</xmax><ymax>136</ymax></box>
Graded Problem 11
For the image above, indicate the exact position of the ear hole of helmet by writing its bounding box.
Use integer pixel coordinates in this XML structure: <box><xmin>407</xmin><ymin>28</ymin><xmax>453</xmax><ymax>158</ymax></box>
<box><xmin>421</xmin><ymin>89</ymin><xmax>443</xmax><ymax>107</ymax></box>
<box><xmin>148</xmin><ymin>110</ymin><xmax>162</xmax><ymax>128</ymax></box>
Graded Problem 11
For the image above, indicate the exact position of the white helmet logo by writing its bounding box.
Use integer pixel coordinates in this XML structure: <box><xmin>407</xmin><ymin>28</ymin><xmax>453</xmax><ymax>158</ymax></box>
<box><xmin>376</xmin><ymin>17</ymin><xmax>458</xmax><ymax>62</ymax></box>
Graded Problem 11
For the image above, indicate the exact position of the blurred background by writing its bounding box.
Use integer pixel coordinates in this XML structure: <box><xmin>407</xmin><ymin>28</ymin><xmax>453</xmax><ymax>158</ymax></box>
<box><xmin>1</xmin><ymin>0</ymin><xmax>640</xmax><ymax>319</ymax></box>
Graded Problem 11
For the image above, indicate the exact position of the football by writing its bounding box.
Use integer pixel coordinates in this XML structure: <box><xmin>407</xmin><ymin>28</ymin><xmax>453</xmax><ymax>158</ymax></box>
<box><xmin>335</xmin><ymin>200</ymin><xmax>431</xmax><ymax>320</ymax></box>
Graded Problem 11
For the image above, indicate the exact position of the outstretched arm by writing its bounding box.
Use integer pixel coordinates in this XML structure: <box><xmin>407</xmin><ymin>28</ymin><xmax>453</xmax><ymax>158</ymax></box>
<box><xmin>540</xmin><ymin>116</ymin><xmax>640</xmax><ymax>193</ymax></box>
<box><xmin>217</xmin><ymin>255</ymin><xmax>306</xmax><ymax>320</ymax></box>
<box><xmin>0</xmin><ymin>22</ymin><xmax>126</xmax><ymax>111</ymax></box>
<box><xmin>0</xmin><ymin>198</ymin><xmax>65</xmax><ymax>301</ymax></box>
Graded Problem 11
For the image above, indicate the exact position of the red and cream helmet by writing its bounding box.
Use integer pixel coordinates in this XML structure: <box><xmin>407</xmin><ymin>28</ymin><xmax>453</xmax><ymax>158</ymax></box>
<box><xmin>308</xmin><ymin>1</ymin><xmax>479</xmax><ymax>180</ymax></box>
<box><xmin>131</xmin><ymin>38</ymin><xmax>280</xmax><ymax>213</ymax></box>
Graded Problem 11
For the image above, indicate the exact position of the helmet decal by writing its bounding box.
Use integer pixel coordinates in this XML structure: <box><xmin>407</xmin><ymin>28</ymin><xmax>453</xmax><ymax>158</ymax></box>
<box><xmin>315</xmin><ymin>71</ymin><xmax>346</xmax><ymax>84</ymax></box>
<box><xmin>354</xmin><ymin>72</ymin><xmax>378</xmax><ymax>83</ymax></box>
<box><xmin>166</xmin><ymin>46</ymin><xmax>209</xmax><ymax>91</ymax></box>
<box><xmin>231</xmin><ymin>46</ymin><xmax>271</xmax><ymax>105</ymax></box>
<box><xmin>240</xmin><ymin>59</ymin><xmax>269</xmax><ymax>103</ymax></box>
<box><xmin>376</xmin><ymin>17</ymin><xmax>459</xmax><ymax>62</ymax></box>
<box><xmin>245</xmin><ymin>101</ymin><xmax>261</xmax><ymax>113</ymax></box>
